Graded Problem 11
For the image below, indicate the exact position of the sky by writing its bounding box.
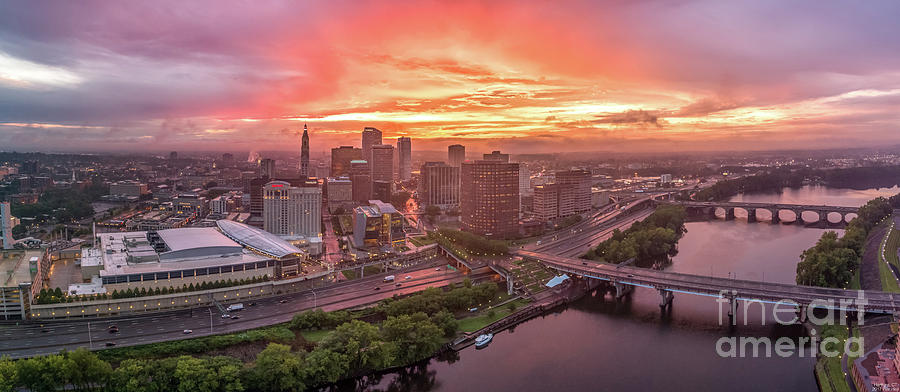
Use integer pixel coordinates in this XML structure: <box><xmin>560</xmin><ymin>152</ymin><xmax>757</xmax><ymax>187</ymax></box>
<box><xmin>1</xmin><ymin>0</ymin><xmax>899</xmax><ymax>155</ymax></box>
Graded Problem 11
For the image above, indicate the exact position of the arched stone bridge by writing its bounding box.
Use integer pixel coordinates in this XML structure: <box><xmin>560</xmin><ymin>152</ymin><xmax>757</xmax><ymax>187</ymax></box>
<box><xmin>660</xmin><ymin>200</ymin><xmax>858</xmax><ymax>225</ymax></box>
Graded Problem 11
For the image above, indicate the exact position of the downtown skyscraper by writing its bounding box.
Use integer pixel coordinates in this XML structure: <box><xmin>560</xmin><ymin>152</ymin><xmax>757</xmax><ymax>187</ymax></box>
<box><xmin>300</xmin><ymin>124</ymin><xmax>310</xmax><ymax>177</ymax></box>
<box><xmin>361</xmin><ymin>127</ymin><xmax>382</xmax><ymax>164</ymax></box>
<box><xmin>397</xmin><ymin>136</ymin><xmax>411</xmax><ymax>181</ymax></box>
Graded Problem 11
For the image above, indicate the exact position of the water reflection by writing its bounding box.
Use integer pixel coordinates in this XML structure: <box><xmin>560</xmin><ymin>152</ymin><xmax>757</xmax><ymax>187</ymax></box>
<box><xmin>336</xmin><ymin>186</ymin><xmax>887</xmax><ymax>391</ymax></box>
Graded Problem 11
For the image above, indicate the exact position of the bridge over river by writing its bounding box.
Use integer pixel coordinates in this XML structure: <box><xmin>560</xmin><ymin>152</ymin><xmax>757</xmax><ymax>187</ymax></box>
<box><xmin>514</xmin><ymin>250</ymin><xmax>900</xmax><ymax>321</ymax></box>
<box><xmin>660</xmin><ymin>200</ymin><xmax>859</xmax><ymax>225</ymax></box>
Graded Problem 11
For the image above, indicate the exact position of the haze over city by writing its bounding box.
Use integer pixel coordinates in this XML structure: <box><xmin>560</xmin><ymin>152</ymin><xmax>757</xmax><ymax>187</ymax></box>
<box><xmin>7</xmin><ymin>2</ymin><xmax>900</xmax><ymax>392</ymax></box>
<box><xmin>2</xmin><ymin>0</ymin><xmax>899</xmax><ymax>153</ymax></box>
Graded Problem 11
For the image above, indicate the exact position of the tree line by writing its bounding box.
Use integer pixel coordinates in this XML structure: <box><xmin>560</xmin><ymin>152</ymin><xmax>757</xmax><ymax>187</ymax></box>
<box><xmin>34</xmin><ymin>276</ymin><xmax>270</xmax><ymax>304</ymax></box>
<box><xmin>3</xmin><ymin>281</ymin><xmax>499</xmax><ymax>392</ymax></box>
<box><xmin>583</xmin><ymin>205</ymin><xmax>687</xmax><ymax>268</ymax></box>
<box><xmin>796</xmin><ymin>197</ymin><xmax>893</xmax><ymax>287</ymax></box>
<box><xmin>427</xmin><ymin>229</ymin><xmax>508</xmax><ymax>258</ymax></box>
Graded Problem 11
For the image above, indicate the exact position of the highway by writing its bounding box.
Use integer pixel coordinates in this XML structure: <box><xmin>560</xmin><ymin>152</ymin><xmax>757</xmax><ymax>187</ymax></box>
<box><xmin>522</xmin><ymin>196</ymin><xmax>657</xmax><ymax>258</ymax></box>
<box><xmin>0</xmin><ymin>262</ymin><xmax>493</xmax><ymax>359</ymax></box>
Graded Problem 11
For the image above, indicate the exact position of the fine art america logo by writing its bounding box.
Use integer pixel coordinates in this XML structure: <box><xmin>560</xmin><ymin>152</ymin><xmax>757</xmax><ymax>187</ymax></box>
<box><xmin>715</xmin><ymin>290</ymin><xmax>865</xmax><ymax>358</ymax></box>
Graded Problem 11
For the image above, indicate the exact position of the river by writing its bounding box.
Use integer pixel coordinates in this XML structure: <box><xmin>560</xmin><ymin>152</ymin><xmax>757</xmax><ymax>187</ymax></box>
<box><xmin>332</xmin><ymin>185</ymin><xmax>900</xmax><ymax>392</ymax></box>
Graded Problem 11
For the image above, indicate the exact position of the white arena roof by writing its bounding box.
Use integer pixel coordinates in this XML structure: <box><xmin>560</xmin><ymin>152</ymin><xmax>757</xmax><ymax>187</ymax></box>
<box><xmin>156</xmin><ymin>227</ymin><xmax>243</xmax><ymax>261</ymax></box>
<box><xmin>216</xmin><ymin>220</ymin><xmax>304</xmax><ymax>258</ymax></box>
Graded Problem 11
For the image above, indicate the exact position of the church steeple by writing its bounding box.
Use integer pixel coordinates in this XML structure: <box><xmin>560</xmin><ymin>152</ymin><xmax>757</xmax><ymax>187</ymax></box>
<box><xmin>300</xmin><ymin>124</ymin><xmax>310</xmax><ymax>177</ymax></box>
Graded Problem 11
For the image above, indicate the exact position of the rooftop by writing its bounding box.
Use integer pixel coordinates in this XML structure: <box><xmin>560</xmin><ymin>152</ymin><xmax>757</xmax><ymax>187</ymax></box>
<box><xmin>0</xmin><ymin>250</ymin><xmax>40</xmax><ymax>287</ymax></box>
<box><xmin>156</xmin><ymin>227</ymin><xmax>243</xmax><ymax>261</ymax></box>
<box><xmin>216</xmin><ymin>220</ymin><xmax>304</xmax><ymax>259</ymax></box>
<box><xmin>368</xmin><ymin>200</ymin><xmax>399</xmax><ymax>214</ymax></box>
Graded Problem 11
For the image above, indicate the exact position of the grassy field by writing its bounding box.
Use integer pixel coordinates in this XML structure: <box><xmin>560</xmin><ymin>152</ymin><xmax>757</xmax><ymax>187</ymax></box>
<box><xmin>409</xmin><ymin>236</ymin><xmax>435</xmax><ymax>247</ymax></box>
<box><xmin>815</xmin><ymin>324</ymin><xmax>852</xmax><ymax>392</ymax></box>
<box><xmin>300</xmin><ymin>329</ymin><xmax>332</xmax><ymax>343</ymax></box>
<box><xmin>884</xmin><ymin>226</ymin><xmax>900</xmax><ymax>268</ymax></box>
<box><xmin>878</xmin><ymin>226</ymin><xmax>900</xmax><ymax>292</ymax></box>
<box><xmin>456</xmin><ymin>299</ymin><xmax>531</xmax><ymax>333</ymax></box>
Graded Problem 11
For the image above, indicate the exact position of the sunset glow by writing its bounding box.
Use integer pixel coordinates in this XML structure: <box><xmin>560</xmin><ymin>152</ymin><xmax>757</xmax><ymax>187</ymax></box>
<box><xmin>1</xmin><ymin>0</ymin><xmax>899</xmax><ymax>153</ymax></box>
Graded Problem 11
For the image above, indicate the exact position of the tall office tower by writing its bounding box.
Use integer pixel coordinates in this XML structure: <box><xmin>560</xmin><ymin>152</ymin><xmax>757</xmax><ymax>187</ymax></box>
<box><xmin>350</xmin><ymin>160</ymin><xmax>372</xmax><ymax>203</ymax></box>
<box><xmin>556</xmin><ymin>169</ymin><xmax>592</xmax><ymax>215</ymax></box>
<box><xmin>519</xmin><ymin>163</ymin><xmax>531</xmax><ymax>198</ymax></box>
<box><xmin>482</xmin><ymin>150</ymin><xmax>510</xmax><ymax>163</ymax></box>
<box><xmin>397</xmin><ymin>137</ymin><xmax>412</xmax><ymax>181</ymax></box>
<box><xmin>532</xmin><ymin>184</ymin><xmax>560</xmax><ymax>221</ymax></box>
<box><xmin>330</xmin><ymin>146</ymin><xmax>362</xmax><ymax>177</ymax></box>
<box><xmin>169</xmin><ymin>151</ymin><xmax>178</xmax><ymax>160</ymax></box>
<box><xmin>1</xmin><ymin>202</ymin><xmax>13</xmax><ymax>249</ymax></box>
<box><xmin>263</xmin><ymin>180</ymin><xmax>321</xmax><ymax>238</ymax></box>
<box><xmin>361</xmin><ymin>127</ymin><xmax>382</xmax><ymax>163</ymax></box>
<box><xmin>419</xmin><ymin>162</ymin><xmax>460</xmax><ymax>209</ymax></box>
<box><xmin>372</xmin><ymin>180</ymin><xmax>392</xmax><ymax>203</ymax></box>
<box><xmin>300</xmin><ymin>124</ymin><xmax>310</xmax><ymax>177</ymax></box>
<box><xmin>460</xmin><ymin>160</ymin><xmax>520</xmax><ymax>238</ymax></box>
<box><xmin>448</xmin><ymin>144</ymin><xmax>465</xmax><ymax>167</ymax></box>
<box><xmin>259</xmin><ymin>158</ymin><xmax>276</xmax><ymax>179</ymax></box>
<box><xmin>370</xmin><ymin>144</ymin><xmax>394</xmax><ymax>183</ymax></box>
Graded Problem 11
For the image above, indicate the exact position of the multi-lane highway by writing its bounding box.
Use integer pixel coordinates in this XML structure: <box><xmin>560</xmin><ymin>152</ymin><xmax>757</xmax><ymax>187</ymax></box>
<box><xmin>521</xmin><ymin>196</ymin><xmax>657</xmax><ymax>258</ymax></box>
<box><xmin>1</xmin><ymin>262</ymin><xmax>491</xmax><ymax>359</ymax></box>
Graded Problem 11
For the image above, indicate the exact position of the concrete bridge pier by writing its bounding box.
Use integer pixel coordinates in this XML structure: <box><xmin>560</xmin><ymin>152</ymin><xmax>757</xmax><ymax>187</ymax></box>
<box><xmin>658</xmin><ymin>289</ymin><xmax>674</xmax><ymax>309</ymax></box>
<box><xmin>724</xmin><ymin>208</ymin><xmax>736</xmax><ymax>221</ymax></box>
<box><xmin>614</xmin><ymin>282</ymin><xmax>632</xmax><ymax>299</ymax></box>
<box><xmin>770</xmin><ymin>209</ymin><xmax>780</xmax><ymax>224</ymax></box>
<box><xmin>792</xmin><ymin>210</ymin><xmax>804</xmax><ymax>225</ymax></box>
<box><xmin>796</xmin><ymin>305</ymin><xmax>807</xmax><ymax>323</ymax></box>
<box><xmin>360</xmin><ymin>266</ymin><xmax>365</xmax><ymax>278</ymax></box>
<box><xmin>726</xmin><ymin>295</ymin><xmax>739</xmax><ymax>325</ymax></box>
<box><xmin>506</xmin><ymin>275</ymin><xmax>514</xmax><ymax>295</ymax></box>
<box><xmin>746</xmin><ymin>208</ymin><xmax>757</xmax><ymax>223</ymax></box>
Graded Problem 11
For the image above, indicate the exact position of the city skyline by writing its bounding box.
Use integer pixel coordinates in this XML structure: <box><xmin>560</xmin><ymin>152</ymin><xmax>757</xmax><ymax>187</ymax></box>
<box><xmin>2</xmin><ymin>0</ymin><xmax>899</xmax><ymax>154</ymax></box>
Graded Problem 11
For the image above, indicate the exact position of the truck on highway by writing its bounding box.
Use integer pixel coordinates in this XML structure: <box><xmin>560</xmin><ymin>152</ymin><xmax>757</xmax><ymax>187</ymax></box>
<box><xmin>226</xmin><ymin>303</ymin><xmax>244</xmax><ymax>312</ymax></box>
<box><xmin>383</xmin><ymin>275</ymin><xmax>395</xmax><ymax>283</ymax></box>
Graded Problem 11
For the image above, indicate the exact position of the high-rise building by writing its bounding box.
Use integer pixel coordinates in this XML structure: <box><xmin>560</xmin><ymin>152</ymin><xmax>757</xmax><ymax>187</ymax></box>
<box><xmin>300</xmin><ymin>124</ymin><xmax>310</xmax><ymax>176</ymax></box>
<box><xmin>259</xmin><ymin>158</ymin><xmax>276</xmax><ymax>179</ymax></box>
<box><xmin>448</xmin><ymin>144</ymin><xmax>465</xmax><ymax>167</ymax></box>
<box><xmin>397</xmin><ymin>137</ymin><xmax>411</xmax><ymax>181</ymax></box>
<box><xmin>263</xmin><ymin>179</ymin><xmax>321</xmax><ymax>239</ymax></box>
<box><xmin>556</xmin><ymin>169</ymin><xmax>592</xmax><ymax>216</ymax></box>
<box><xmin>350</xmin><ymin>160</ymin><xmax>372</xmax><ymax>203</ymax></box>
<box><xmin>371</xmin><ymin>144</ymin><xmax>394</xmax><ymax>183</ymax></box>
<box><xmin>460</xmin><ymin>159</ymin><xmax>520</xmax><ymax>238</ymax></box>
<box><xmin>483</xmin><ymin>150</ymin><xmax>510</xmax><ymax>163</ymax></box>
<box><xmin>519</xmin><ymin>163</ymin><xmax>531</xmax><ymax>197</ymax></box>
<box><xmin>362</xmin><ymin>127</ymin><xmax>382</xmax><ymax>163</ymax></box>
<box><xmin>373</xmin><ymin>180</ymin><xmax>392</xmax><ymax>204</ymax></box>
<box><xmin>169</xmin><ymin>151</ymin><xmax>178</xmax><ymax>160</ymax></box>
<box><xmin>419</xmin><ymin>162</ymin><xmax>459</xmax><ymax>209</ymax></box>
<box><xmin>326</xmin><ymin>177</ymin><xmax>353</xmax><ymax>213</ymax></box>
<box><xmin>532</xmin><ymin>169</ymin><xmax>592</xmax><ymax>221</ymax></box>
<box><xmin>532</xmin><ymin>184</ymin><xmax>560</xmax><ymax>221</ymax></box>
<box><xmin>330</xmin><ymin>146</ymin><xmax>362</xmax><ymax>177</ymax></box>
<box><xmin>1</xmin><ymin>202</ymin><xmax>14</xmax><ymax>249</ymax></box>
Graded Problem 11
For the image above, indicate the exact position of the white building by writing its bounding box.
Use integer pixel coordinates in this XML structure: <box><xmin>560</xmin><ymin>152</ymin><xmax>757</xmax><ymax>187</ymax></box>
<box><xmin>1</xmin><ymin>202</ymin><xmax>13</xmax><ymax>249</ymax></box>
<box><xmin>210</xmin><ymin>195</ymin><xmax>229</xmax><ymax>215</ymax></box>
<box><xmin>263</xmin><ymin>180</ymin><xmax>321</xmax><ymax>240</ymax></box>
<box><xmin>660</xmin><ymin>174</ymin><xmax>673</xmax><ymax>184</ymax></box>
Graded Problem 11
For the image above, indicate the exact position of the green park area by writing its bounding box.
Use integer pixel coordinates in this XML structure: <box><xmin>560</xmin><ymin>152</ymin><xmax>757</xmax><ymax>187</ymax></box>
<box><xmin>509</xmin><ymin>258</ymin><xmax>556</xmax><ymax>295</ymax></box>
<box><xmin>0</xmin><ymin>280</ymin><xmax>525</xmax><ymax>392</ymax></box>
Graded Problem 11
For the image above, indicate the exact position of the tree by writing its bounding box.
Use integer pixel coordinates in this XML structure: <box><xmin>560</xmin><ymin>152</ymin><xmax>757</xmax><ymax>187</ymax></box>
<box><xmin>250</xmin><ymin>344</ymin><xmax>306</xmax><ymax>392</ymax></box>
<box><xmin>65</xmin><ymin>348</ymin><xmax>111</xmax><ymax>392</ymax></box>
<box><xmin>16</xmin><ymin>354</ymin><xmax>71</xmax><ymax>392</ymax></box>
<box><xmin>0</xmin><ymin>356</ymin><xmax>17</xmax><ymax>392</ymax></box>
<box><xmin>173</xmin><ymin>356</ymin><xmax>220</xmax><ymax>392</ymax></box>
<box><xmin>381</xmin><ymin>313</ymin><xmax>445</xmax><ymax>365</ymax></box>
<box><xmin>303</xmin><ymin>349</ymin><xmax>348</xmax><ymax>387</ymax></box>
<box><xmin>320</xmin><ymin>320</ymin><xmax>389</xmax><ymax>373</ymax></box>
<box><xmin>429</xmin><ymin>310</ymin><xmax>458</xmax><ymax>338</ymax></box>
